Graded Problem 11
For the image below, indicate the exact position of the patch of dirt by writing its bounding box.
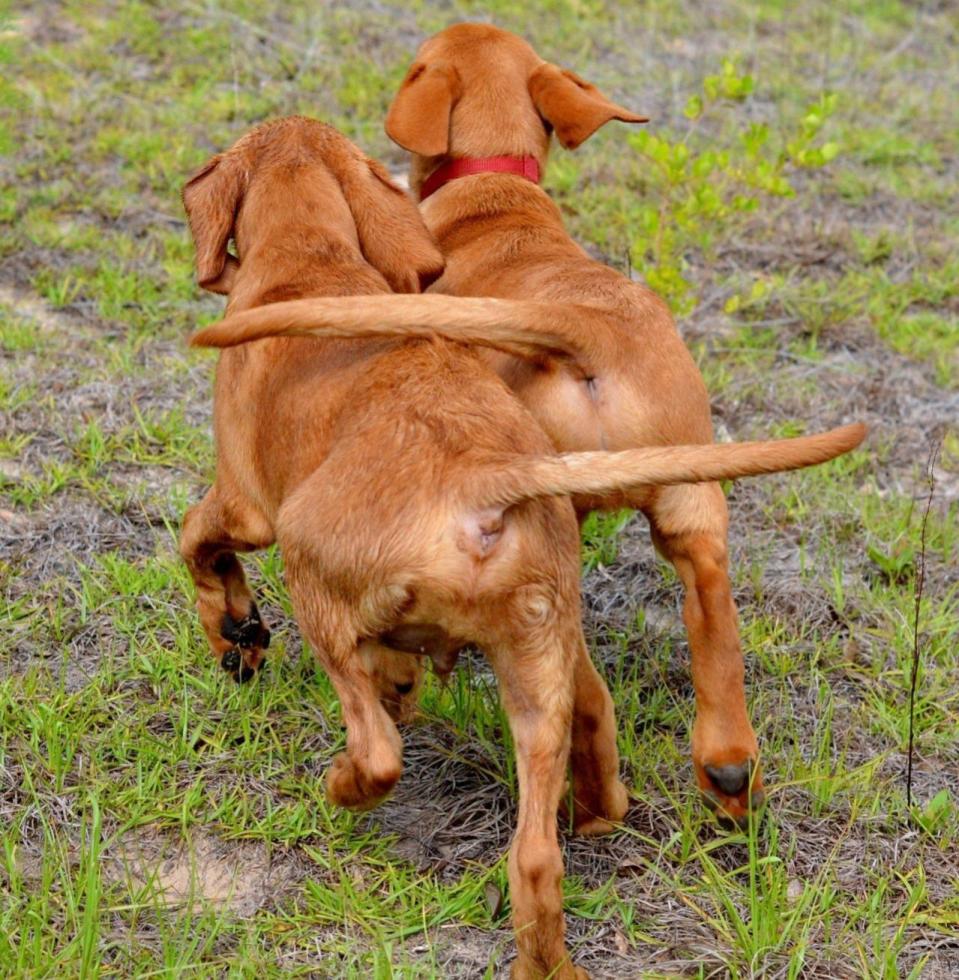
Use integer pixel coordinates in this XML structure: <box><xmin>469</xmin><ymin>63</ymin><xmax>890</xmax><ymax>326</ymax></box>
<box><xmin>0</xmin><ymin>285</ymin><xmax>86</xmax><ymax>334</ymax></box>
<box><xmin>106</xmin><ymin>826</ymin><xmax>301</xmax><ymax>915</ymax></box>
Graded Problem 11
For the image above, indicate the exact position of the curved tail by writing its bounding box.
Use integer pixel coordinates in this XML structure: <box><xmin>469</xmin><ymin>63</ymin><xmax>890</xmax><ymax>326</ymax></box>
<box><xmin>189</xmin><ymin>294</ymin><xmax>599</xmax><ymax>363</ymax></box>
<box><xmin>475</xmin><ymin>424</ymin><xmax>867</xmax><ymax>509</ymax></box>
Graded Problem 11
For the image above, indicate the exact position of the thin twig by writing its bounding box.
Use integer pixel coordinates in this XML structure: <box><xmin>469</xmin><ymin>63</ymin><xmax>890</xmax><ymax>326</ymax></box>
<box><xmin>906</xmin><ymin>437</ymin><xmax>941</xmax><ymax>810</ymax></box>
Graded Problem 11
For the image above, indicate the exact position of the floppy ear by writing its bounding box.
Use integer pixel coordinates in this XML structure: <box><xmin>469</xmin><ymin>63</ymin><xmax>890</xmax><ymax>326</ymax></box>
<box><xmin>529</xmin><ymin>63</ymin><xmax>648</xmax><ymax>150</ymax></box>
<box><xmin>339</xmin><ymin>156</ymin><xmax>445</xmax><ymax>293</ymax></box>
<box><xmin>182</xmin><ymin>154</ymin><xmax>245</xmax><ymax>294</ymax></box>
<box><xmin>385</xmin><ymin>61</ymin><xmax>461</xmax><ymax>156</ymax></box>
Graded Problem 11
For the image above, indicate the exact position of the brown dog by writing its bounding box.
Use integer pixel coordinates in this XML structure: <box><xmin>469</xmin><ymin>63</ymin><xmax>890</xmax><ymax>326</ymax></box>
<box><xmin>182</xmin><ymin>116</ymin><xmax>606</xmax><ymax>980</ymax></box>
<box><xmin>183</xmin><ymin>118</ymin><xmax>862</xmax><ymax>978</ymax></box>
<box><xmin>190</xmin><ymin>24</ymin><xmax>868</xmax><ymax>828</ymax></box>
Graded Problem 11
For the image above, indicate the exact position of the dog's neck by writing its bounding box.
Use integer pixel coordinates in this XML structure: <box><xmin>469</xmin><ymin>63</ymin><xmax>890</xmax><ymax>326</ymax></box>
<box><xmin>421</xmin><ymin>174</ymin><xmax>566</xmax><ymax>248</ymax></box>
<box><xmin>225</xmin><ymin>238</ymin><xmax>386</xmax><ymax>313</ymax></box>
<box><xmin>418</xmin><ymin>156</ymin><xmax>541</xmax><ymax>201</ymax></box>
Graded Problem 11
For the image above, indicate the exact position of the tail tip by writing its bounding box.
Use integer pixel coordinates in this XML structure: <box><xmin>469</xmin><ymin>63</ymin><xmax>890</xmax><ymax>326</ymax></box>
<box><xmin>841</xmin><ymin>421</ymin><xmax>868</xmax><ymax>449</ymax></box>
<box><xmin>188</xmin><ymin>328</ymin><xmax>217</xmax><ymax>348</ymax></box>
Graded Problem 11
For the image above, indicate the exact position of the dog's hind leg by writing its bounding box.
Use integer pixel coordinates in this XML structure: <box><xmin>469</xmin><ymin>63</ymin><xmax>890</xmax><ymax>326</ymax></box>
<box><xmin>288</xmin><ymin>588</ymin><xmax>404</xmax><ymax>810</ymax></box>
<box><xmin>566</xmin><ymin>637</ymin><xmax>629</xmax><ymax>836</ymax></box>
<box><xmin>486</xmin><ymin>611</ymin><xmax>586</xmax><ymax>980</ymax></box>
<box><xmin>180</xmin><ymin>486</ymin><xmax>274</xmax><ymax>682</ymax></box>
<box><xmin>645</xmin><ymin>481</ymin><xmax>765</xmax><ymax>827</ymax></box>
<box><xmin>322</xmin><ymin>646</ymin><xmax>404</xmax><ymax>811</ymax></box>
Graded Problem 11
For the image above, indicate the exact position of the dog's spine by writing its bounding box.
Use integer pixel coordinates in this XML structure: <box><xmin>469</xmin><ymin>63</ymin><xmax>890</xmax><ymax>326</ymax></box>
<box><xmin>474</xmin><ymin>424</ymin><xmax>867</xmax><ymax>509</ymax></box>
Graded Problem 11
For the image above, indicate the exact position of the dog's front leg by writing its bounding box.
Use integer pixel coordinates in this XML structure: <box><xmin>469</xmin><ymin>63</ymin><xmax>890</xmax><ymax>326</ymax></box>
<box><xmin>180</xmin><ymin>486</ymin><xmax>274</xmax><ymax>682</ymax></box>
<box><xmin>488</xmin><ymin>620</ymin><xmax>587</xmax><ymax>980</ymax></box>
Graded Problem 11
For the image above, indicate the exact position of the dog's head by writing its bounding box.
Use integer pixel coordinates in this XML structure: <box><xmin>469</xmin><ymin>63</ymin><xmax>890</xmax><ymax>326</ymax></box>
<box><xmin>182</xmin><ymin>116</ymin><xmax>444</xmax><ymax>296</ymax></box>
<box><xmin>386</xmin><ymin>24</ymin><xmax>647</xmax><ymax>182</ymax></box>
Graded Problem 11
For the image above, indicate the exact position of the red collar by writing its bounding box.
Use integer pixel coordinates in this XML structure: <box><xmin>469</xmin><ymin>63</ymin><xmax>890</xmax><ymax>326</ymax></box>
<box><xmin>419</xmin><ymin>155</ymin><xmax>541</xmax><ymax>201</ymax></box>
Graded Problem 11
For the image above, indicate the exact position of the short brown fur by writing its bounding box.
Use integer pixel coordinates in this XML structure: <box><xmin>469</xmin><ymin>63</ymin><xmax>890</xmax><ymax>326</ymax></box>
<box><xmin>180</xmin><ymin>117</ymin><xmax>634</xmax><ymax>980</ymax></box>
<box><xmin>190</xmin><ymin>27</ymin><xmax>867</xmax><ymax>837</ymax></box>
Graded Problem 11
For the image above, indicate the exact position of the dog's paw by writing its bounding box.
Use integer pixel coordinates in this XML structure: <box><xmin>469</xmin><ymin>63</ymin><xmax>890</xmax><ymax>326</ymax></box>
<box><xmin>218</xmin><ymin>603</ymin><xmax>270</xmax><ymax>683</ymax></box>
<box><xmin>220</xmin><ymin>646</ymin><xmax>265</xmax><ymax>683</ymax></box>
<box><xmin>510</xmin><ymin>957</ymin><xmax>590</xmax><ymax>979</ymax></box>
<box><xmin>698</xmin><ymin>759</ymin><xmax>765</xmax><ymax>828</ymax></box>
<box><xmin>326</xmin><ymin>751</ymin><xmax>400</xmax><ymax>811</ymax></box>
<box><xmin>563</xmin><ymin>779</ymin><xmax>629</xmax><ymax>836</ymax></box>
<box><xmin>221</xmin><ymin>604</ymin><xmax>271</xmax><ymax>650</ymax></box>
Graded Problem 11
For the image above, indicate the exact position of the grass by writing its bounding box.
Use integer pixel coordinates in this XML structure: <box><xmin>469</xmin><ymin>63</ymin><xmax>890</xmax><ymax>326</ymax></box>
<box><xmin>2</xmin><ymin>0</ymin><xmax>958</xmax><ymax>976</ymax></box>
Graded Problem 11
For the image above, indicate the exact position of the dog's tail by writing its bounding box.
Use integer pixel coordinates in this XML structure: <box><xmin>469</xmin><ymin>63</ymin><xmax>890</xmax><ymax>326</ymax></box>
<box><xmin>189</xmin><ymin>296</ymin><xmax>866</xmax><ymax>500</ymax></box>
<box><xmin>189</xmin><ymin>295</ymin><xmax>594</xmax><ymax>361</ymax></box>
<box><xmin>472</xmin><ymin>424</ymin><xmax>866</xmax><ymax>509</ymax></box>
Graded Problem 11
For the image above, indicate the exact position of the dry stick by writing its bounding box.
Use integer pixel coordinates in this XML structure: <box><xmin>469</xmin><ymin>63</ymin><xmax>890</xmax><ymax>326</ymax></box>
<box><xmin>906</xmin><ymin>438</ymin><xmax>941</xmax><ymax>811</ymax></box>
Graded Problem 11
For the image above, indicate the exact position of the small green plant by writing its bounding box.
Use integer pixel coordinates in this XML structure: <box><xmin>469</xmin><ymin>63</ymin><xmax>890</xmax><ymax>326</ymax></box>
<box><xmin>580</xmin><ymin>509</ymin><xmax>634</xmax><ymax>572</ymax></box>
<box><xmin>624</xmin><ymin>66</ymin><xmax>839</xmax><ymax>313</ymax></box>
<box><xmin>912</xmin><ymin>789</ymin><xmax>955</xmax><ymax>837</ymax></box>
<box><xmin>32</xmin><ymin>270</ymin><xmax>82</xmax><ymax>309</ymax></box>
<box><xmin>866</xmin><ymin>540</ymin><xmax>915</xmax><ymax>585</ymax></box>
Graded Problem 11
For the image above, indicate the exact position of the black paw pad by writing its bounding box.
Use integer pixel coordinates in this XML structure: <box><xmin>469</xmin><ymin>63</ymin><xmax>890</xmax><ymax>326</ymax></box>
<box><xmin>221</xmin><ymin>605</ymin><xmax>270</xmax><ymax>649</ymax></box>
<box><xmin>704</xmin><ymin>762</ymin><xmax>751</xmax><ymax>797</ymax></box>
<box><xmin>221</xmin><ymin>647</ymin><xmax>262</xmax><ymax>684</ymax></box>
<box><xmin>716</xmin><ymin>810</ymin><xmax>739</xmax><ymax>831</ymax></box>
